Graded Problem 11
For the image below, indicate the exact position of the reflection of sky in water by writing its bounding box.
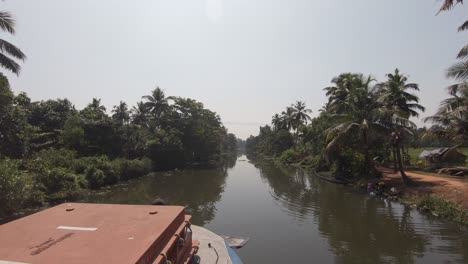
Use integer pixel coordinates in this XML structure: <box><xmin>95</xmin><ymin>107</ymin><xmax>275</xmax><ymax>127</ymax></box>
<box><xmin>85</xmin><ymin>155</ymin><xmax>468</xmax><ymax>263</ymax></box>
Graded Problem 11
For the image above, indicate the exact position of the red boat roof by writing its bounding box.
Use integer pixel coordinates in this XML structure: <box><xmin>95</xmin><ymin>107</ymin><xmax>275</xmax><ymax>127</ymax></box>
<box><xmin>0</xmin><ymin>203</ymin><xmax>189</xmax><ymax>264</ymax></box>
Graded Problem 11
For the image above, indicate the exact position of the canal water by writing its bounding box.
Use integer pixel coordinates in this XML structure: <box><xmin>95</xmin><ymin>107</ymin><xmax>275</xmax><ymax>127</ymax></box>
<box><xmin>84</xmin><ymin>155</ymin><xmax>468</xmax><ymax>263</ymax></box>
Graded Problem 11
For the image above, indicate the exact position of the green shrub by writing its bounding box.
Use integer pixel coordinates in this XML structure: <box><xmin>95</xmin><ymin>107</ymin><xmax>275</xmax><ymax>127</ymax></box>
<box><xmin>26</xmin><ymin>148</ymin><xmax>76</xmax><ymax>171</ymax></box>
<box><xmin>76</xmin><ymin>173</ymin><xmax>88</xmax><ymax>189</ymax></box>
<box><xmin>0</xmin><ymin>159</ymin><xmax>33</xmax><ymax>216</ymax></box>
<box><xmin>113</xmin><ymin>158</ymin><xmax>152</xmax><ymax>181</ymax></box>
<box><xmin>75</xmin><ymin>156</ymin><xmax>119</xmax><ymax>186</ymax></box>
<box><xmin>331</xmin><ymin>148</ymin><xmax>379</xmax><ymax>179</ymax></box>
<box><xmin>34</xmin><ymin>167</ymin><xmax>82</xmax><ymax>202</ymax></box>
<box><xmin>146</xmin><ymin>130</ymin><xmax>185</xmax><ymax>169</ymax></box>
<box><xmin>415</xmin><ymin>196</ymin><xmax>467</xmax><ymax>224</ymax></box>
<box><xmin>277</xmin><ymin>149</ymin><xmax>303</xmax><ymax>165</ymax></box>
<box><xmin>72</xmin><ymin>158</ymin><xmax>89</xmax><ymax>174</ymax></box>
<box><xmin>85</xmin><ymin>167</ymin><xmax>105</xmax><ymax>189</ymax></box>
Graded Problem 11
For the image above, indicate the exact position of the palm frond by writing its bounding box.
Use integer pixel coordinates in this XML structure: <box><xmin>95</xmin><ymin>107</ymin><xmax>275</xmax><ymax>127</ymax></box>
<box><xmin>0</xmin><ymin>39</ymin><xmax>25</xmax><ymax>60</ymax></box>
<box><xmin>0</xmin><ymin>11</ymin><xmax>15</xmax><ymax>34</ymax></box>
<box><xmin>324</xmin><ymin>122</ymin><xmax>359</xmax><ymax>160</ymax></box>
<box><xmin>457</xmin><ymin>44</ymin><xmax>468</xmax><ymax>59</ymax></box>
<box><xmin>404</xmin><ymin>83</ymin><xmax>420</xmax><ymax>91</ymax></box>
<box><xmin>446</xmin><ymin>60</ymin><xmax>468</xmax><ymax>82</ymax></box>
<box><xmin>438</xmin><ymin>0</ymin><xmax>463</xmax><ymax>13</ymax></box>
<box><xmin>0</xmin><ymin>52</ymin><xmax>20</xmax><ymax>74</ymax></box>
<box><xmin>458</xmin><ymin>20</ymin><xmax>468</xmax><ymax>32</ymax></box>
<box><xmin>447</xmin><ymin>83</ymin><xmax>465</xmax><ymax>95</ymax></box>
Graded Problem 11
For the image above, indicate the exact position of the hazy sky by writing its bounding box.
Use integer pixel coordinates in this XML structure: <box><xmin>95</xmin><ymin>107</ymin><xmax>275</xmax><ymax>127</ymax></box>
<box><xmin>3</xmin><ymin>0</ymin><xmax>467</xmax><ymax>139</ymax></box>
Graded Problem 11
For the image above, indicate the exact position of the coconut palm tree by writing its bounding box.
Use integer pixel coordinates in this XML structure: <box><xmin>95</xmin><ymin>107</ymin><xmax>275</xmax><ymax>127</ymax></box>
<box><xmin>281</xmin><ymin>106</ymin><xmax>299</xmax><ymax>131</ymax></box>
<box><xmin>111</xmin><ymin>101</ymin><xmax>130</xmax><ymax>125</ymax></box>
<box><xmin>292</xmin><ymin>101</ymin><xmax>312</xmax><ymax>125</ymax></box>
<box><xmin>375</xmin><ymin>69</ymin><xmax>425</xmax><ymax>118</ymax></box>
<box><xmin>324</xmin><ymin>74</ymin><xmax>381</xmax><ymax>173</ymax></box>
<box><xmin>271</xmin><ymin>113</ymin><xmax>286</xmax><ymax>130</ymax></box>
<box><xmin>0</xmin><ymin>11</ymin><xmax>25</xmax><ymax>75</ymax></box>
<box><xmin>89</xmin><ymin>98</ymin><xmax>106</xmax><ymax>113</ymax></box>
<box><xmin>424</xmin><ymin>83</ymin><xmax>468</xmax><ymax>142</ymax></box>
<box><xmin>131</xmin><ymin>101</ymin><xmax>150</xmax><ymax>127</ymax></box>
<box><xmin>142</xmin><ymin>87</ymin><xmax>169</xmax><ymax>119</ymax></box>
<box><xmin>81</xmin><ymin>98</ymin><xmax>107</xmax><ymax>121</ymax></box>
<box><xmin>375</xmin><ymin>69</ymin><xmax>425</xmax><ymax>182</ymax></box>
<box><xmin>323</xmin><ymin>73</ymin><xmax>357</xmax><ymax>113</ymax></box>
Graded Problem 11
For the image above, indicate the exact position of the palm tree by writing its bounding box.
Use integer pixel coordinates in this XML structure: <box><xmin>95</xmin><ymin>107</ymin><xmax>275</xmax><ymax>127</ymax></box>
<box><xmin>271</xmin><ymin>113</ymin><xmax>286</xmax><ymax>130</ymax></box>
<box><xmin>323</xmin><ymin>73</ymin><xmax>357</xmax><ymax>113</ymax></box>
<box><xmin>375</xmin><ymin>69</ymin><xmax>425</xmax><ymax>182</ymax></box>
<box><xmin>324</xmin><ymin>74</ymin><xmax>381</xmax><ymax>174</ymax></box>
<box><xmin>0</xmin><ymin>11</ymin><xmax>25</xmax><ymax>75</ymax></box>
<box><xmin>142</xmin><ymin>87</ymin><xmax>169</xmax><ymax>119</ymax></box>
<box><xmin>81</xmin><ymin>98</ymin><xmax>107</xmax><ymax>121</ymax></box>
<box><xmin>281</xmin><ymin>106</ymin><xmax>299</xmax><ymax>131</ymax></box>
<box><xmin>424</xmin><ymin>83</ymin><xmax>468</xmax><ymax>142</ymax></box>
<box><xmin>292</xmin><ymin>101</ymin><xmax>312</xmax><ymax>125</ymax></box>
<box><xmin>111</xmin><ymin>101</ymin><xmax>130</xmax><ymax>125</ymax></box>
<box><xmin>131</xmin><ymin>101</ymin><xmax>150</xmax><ymax>127</ymax></box>
<box><xmin>89</xmin><ymin>98</ymin><xmax>106</xmax><ymax>113</ymax></box>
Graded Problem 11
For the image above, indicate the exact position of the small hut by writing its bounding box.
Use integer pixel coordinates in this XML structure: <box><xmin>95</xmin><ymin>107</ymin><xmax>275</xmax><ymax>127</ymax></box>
<box><xmin>418</xmin><ymin>145</ymin><xmax>466</xmax><ymax>164</ymax></box>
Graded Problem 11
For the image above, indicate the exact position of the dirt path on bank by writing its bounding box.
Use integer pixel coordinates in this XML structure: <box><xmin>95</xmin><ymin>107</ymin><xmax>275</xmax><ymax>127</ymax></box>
<box><xmin>378</xmin><ymin>167</ymin><xmax>468</xmax><ymax>210</ymax></box>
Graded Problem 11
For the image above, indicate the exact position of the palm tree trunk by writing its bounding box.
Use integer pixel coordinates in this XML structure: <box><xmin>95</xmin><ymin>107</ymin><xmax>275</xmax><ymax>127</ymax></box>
<box><xmin>395</xmin><ymin>141</ymin><xmax>409</xmax><ymax>182</ymax></box>
<box><xmin>392</xmin><ymin>145</ymin><xmax>398</xmax><ymax>173</ymax></box>
<box><xmin>362</xmin><ymin>129</ymin><xmax>372</xmax><ymax>174</ymax></box>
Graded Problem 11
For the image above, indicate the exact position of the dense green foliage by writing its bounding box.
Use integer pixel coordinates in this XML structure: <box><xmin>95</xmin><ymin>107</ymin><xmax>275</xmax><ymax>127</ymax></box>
<box><xmin>0</xmin><ymin>75</ymin><xmax>238</xmax><ymax>217</ymax></box>
<box><xmin>247</xmin><ymin>70</ymin><xmax>428</xmax><ymax>181</ymax></box>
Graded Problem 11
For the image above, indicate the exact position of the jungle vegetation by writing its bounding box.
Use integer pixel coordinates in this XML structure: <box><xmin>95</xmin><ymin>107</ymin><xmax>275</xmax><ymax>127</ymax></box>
<box><xmin>246</xmin><ymin>68</ymin><xmax>466</xmax><ymax>183</ymax></box>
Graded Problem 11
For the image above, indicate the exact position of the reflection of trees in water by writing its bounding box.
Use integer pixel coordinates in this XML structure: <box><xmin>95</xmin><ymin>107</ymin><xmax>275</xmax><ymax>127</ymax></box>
<box><xmin>222</xmin><ymin>153</ymin><xmax>237</xmax><ymax>170</ymax></box>
<box><xmin>84</xmin><ymin>167</ymin><xmax>228</xmax><ymax>226</ymax></box>
<box><xmin>316</xmin><ymin>187</ymin><xmax>427</xmax><ymax>263</ymax></box>
<box><xmin>256</xmin><ymin>164</ymin><xmax>318</xmax><ymax>221</ymax></box>
<box><xmin>255</xmin><ymin>162</ymin><xmax>435</xmax><ymax>263</ymax></box>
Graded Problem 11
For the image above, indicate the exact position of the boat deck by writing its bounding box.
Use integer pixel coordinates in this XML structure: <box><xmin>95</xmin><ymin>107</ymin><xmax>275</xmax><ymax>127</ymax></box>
<box><xmin>0</xmin><ymin>203</ymin><xmax>195</xmax><ymax>264</ymax></box>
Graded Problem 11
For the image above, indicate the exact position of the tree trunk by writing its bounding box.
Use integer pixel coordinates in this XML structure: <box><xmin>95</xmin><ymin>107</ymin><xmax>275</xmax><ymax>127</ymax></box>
<box><xmin>395</xmin><ymin>141</ymin><xmax>409</xmax><ymax>183</ymax></box>
<box><xmin>362</xmin><ymin>129</ymin><xmax>372</xmax><ymax>175</ymax></box>
<box><xmin>392</xmin><ymin>145</ymin><xmax>398</xmax><ymax>173</ymax></box>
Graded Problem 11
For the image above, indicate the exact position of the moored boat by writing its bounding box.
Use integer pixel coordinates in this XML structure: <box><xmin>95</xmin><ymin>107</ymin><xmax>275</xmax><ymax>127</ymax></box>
<box><xmin>0</xmin><ymin>203</ymin><xmax>246</xmax><ymax>264</ymax></box>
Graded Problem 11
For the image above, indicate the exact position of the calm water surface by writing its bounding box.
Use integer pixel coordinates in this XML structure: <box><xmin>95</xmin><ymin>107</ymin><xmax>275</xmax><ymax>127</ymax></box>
<box><xmin>84</xmin><ymin>156</ymin><xmax>468</xmax><ymax>263</ymax></box>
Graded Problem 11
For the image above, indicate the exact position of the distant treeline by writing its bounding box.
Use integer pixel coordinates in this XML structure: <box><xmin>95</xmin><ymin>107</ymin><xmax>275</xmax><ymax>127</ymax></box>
<box><xmin>0</xmin><ymin>74</ymin><xmax>239</xmax><ymax>217</ymax></box>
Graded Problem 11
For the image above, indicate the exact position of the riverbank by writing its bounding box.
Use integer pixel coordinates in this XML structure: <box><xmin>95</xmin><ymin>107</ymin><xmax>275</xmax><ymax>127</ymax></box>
<box><xmin>0</xmin><ymin>148</ymin><xmax>238</xmax><ymax>223</ymax></box>
<box><xmin>378</xmin><ymin>167</ymin><xmax>468</xmax><ymax>225</ymax></box>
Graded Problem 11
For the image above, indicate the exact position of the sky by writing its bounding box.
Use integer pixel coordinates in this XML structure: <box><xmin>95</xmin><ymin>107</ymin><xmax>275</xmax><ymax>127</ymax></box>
<box><xmin>2</xmin><ymin>0</ymin><xmax>468</xmax><ymax>139</ymax></box>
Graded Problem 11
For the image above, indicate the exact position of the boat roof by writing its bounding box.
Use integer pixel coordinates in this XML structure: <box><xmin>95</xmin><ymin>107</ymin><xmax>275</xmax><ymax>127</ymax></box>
<box><xmin>0</xmin><ymin>203</ymin><xmax>188</xmax><ymax>264</ymax></box>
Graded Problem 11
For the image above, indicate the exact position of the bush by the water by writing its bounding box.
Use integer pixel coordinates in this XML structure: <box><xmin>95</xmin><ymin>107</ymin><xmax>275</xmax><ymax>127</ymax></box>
<box><xmin>36</xmin><ymin>167</ymin><xmax>82</xmax><ymax>202</ymax></box>
<box><xmin>85</xmin><ymin>167</ymin><xmax>106</xmax><ymax>189</ymax></box>
<box><xmin>330</xmin><ymin>148</ymin><xmax>380</xmax><ymax>179</ymax></box>
<box><xmin>277</xmin><ymin>149</ymin><xmax>304</xmax><ymax>165</ymax></box>
<box><xmin>276</xmin><ymin>146</ymin><xmax>329</xmax><ymax>171</ymax></box>
<box><xmin>0</xmin><ymin>159</ymin><xmax>33</xmax><ymax>217</ymax></box>
<box><xmin>0</xmin><ymin>148</ymin><xmax>154</xmax><ymax>214</ymax></box>
<box><xmin>113</xmin><ymin>158</ymin><xmax>152</xmax><ymax>181</ymax></box>
<box><xmin>414</xmin><ymin>196</ymin><xmax>467</xmax><ymax>224</ymax></box>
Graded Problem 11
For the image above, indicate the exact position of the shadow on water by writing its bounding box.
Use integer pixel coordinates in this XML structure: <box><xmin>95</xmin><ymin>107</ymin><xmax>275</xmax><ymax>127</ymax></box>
<box><xmin>254</xmin><ymin>161</ymin><xmax>468</xmax><ymax>263</ymax></box>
